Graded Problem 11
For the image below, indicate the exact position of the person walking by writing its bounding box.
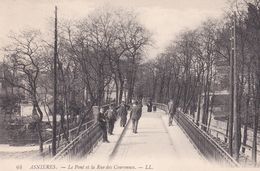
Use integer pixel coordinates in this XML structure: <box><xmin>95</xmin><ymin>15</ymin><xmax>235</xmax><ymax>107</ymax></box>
<box><xmin>146</xmin><ymin>99</ymin><xmax>153</xmax><ymax>112</ymax></box>
<box><xmin>105</xmin><ymin>104</ymin><xmax>117</xmax><ymax>135</ymax></box>
<box><xmin>117</xmin><ymin>101</ymin><xmax>129</xmax><ymax>127</ymax></box>
<box><xmin>97</xmin><ymin>107</ymin><xmax>109</xmax><ymax>143</ymax></box>
<box><xmin>130</xmin><ymin>100</ymin><xmax>142</xmax><ymax>133</ymax></box>
<box><xmin>168</xmin><ymin>99</ymin><xmax>174</xmax><ymax>126</ymax></box>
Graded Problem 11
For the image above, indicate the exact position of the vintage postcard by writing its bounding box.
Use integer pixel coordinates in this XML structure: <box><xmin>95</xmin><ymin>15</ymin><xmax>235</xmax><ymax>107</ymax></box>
<box><xmin>0</xmin><ymin>0</ymin><xmax>259</xmax><ymax>171</ymax></box>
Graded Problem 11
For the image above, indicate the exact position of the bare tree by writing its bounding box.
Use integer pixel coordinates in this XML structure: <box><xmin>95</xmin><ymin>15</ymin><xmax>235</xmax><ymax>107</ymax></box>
<box><xmin>3</xmin><ymin>30</ymin><xmax>48</xmax><ymax>152</ymax></box>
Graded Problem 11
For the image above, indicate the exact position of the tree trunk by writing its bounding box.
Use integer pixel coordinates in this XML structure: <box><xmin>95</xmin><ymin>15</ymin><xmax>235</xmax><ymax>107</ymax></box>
<box><xmin>158</xmin><ymin>73</ymin><xmax>165</xmax><ymax>103</ymax></box>
<box><xmin>242</xmin><ymin>117</ymin><xmax>248</xmax><ymax>153</ymax></box>
<box><xmin>225</xmin><ymin>117</ymin><xmax>229</xmax><ymax>143</ymax></box>
<box><xmin>152</xmin><ymin>74</ymin><xmax>157</xmax><ymax>101</ymax></box>
<box><xmin>196</xmin><ymin>71</ymin><xmax>204</xmax><ymax>126</ymax></box>
<box><xmin>127</xmin><ymin>65</ymin><xmax>134</xmax><ymax>103</ymax></box>
<box><xmin>252</xmin><ymin>55</ymin><xmax>260</xmax><ymax>165</ymax></box>
<box><xmin>207</xmin><ymin>94</ymin><xmax>215</xmax><ymax>132</ymax></box>
<box><xmin>97</xmin><ymin>68</ymin><xmax>104</xmax><ymax>106</ymax></box>
<box><xmin>252</xmin><ymin>99</ymin><xmax>259</xmax><ymax>165</ymax></box>
<box><xmin>114</xmin><ymin>77</ymin><xmax>119</xmax><ymax>105</ymax></box>
<box><xmin>165</xmin><ymin>73</ymin><xmax>172</xmax><ymax>101</ymax></box>
<box><xmin>202</xmin><ymin>67</ymin><xmax>210</xmax><ymax>131</ymax></box>
<box><xmin>33</xmin><ymin>99</ymin><xmax>44</xmax><ymax>153</ymax></box>
<box><xmin>242</xmin><ymin>66</ymin><xmax>251</xmax><ymax>153</ymax></box>
<box><xmin>196</xmin><ymin>93</ymin><xmax>202</xmax><ymax>126</ymax></box>
<box><xmin>36</xmin><ymin>121</ymin><xmax>43</xmax><ymax>152</ymax></box>
<box><xmin>119</xmin><ymin>79</ymin><xmax>124</xmax><ymax>104</ymax></box>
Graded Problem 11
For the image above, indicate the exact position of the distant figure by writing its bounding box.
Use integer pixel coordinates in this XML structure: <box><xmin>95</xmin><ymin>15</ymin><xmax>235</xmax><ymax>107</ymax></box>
<box><xmin>105</xmin><ymin>105</ymin><xmax>117</xmax><ymax>135</ymax></box>
<box><xmin>130</xmin><ymin>100</ymin><xmax>143</xmax><ymax>133</ymax></box>
<box><xmin>146</xmin><ymin>99</ymin><xmax>153</xmax><ymax>112</ymax></box>
<box><xmin>117</xmin><ymin>101</ymin><xmax>129</xmax><ymax>127</ymax></box>
<box><xmin>138</xmin><ymin>99</ymin><xmax>143</xmax><ymax>114</ymax></box>
<box><xmin>168</xmin><ymin>99</ymin><xmax>174</xmax><ymax>126</ymax></box>
<box><xmin>97</xmin><ymin>107</ymin><xmax>109</xmax><ymax>143</ymax></box>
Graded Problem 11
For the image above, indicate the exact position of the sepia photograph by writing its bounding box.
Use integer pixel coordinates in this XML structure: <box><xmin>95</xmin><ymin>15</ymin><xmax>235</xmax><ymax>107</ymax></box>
<box><xmin>0</xmin><ymin>0</ymin><xmax>259</xmax><ymax>170</ymax></box>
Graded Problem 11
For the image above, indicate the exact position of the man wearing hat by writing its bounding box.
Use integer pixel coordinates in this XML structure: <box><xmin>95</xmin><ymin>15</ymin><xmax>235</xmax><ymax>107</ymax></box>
<box><xmin>130</xmin><ymin>100</ymin><xmax>142</xmax><ymax>133</ymax></box>
<box><xmin>97</xmin><ymin>107</ymin><xmax>109</xmax><ymax>143</ymax></box>
<box><xmin>117</xmin><ymin>101</ymin><xmax>129</xmax><ymax>127</ymax></box>
<box><xmin>168</xmin><ymin>99</ymin><xmax>174</xmax><ymax>126</ymax></box>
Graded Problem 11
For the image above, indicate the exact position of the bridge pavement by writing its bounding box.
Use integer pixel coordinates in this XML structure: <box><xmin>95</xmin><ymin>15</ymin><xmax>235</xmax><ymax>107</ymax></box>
<box><xmin>85</xmin><ymin>107</ymin><xmax>213</xmax><ymax>170</ymax></box>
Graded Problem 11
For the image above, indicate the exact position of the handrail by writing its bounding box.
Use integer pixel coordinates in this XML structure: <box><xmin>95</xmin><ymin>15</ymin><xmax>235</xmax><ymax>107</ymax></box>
<box><xmin>154</xmin><ymin>102</ymin><xmax>240</xmax><ymax>167</ymax></box>
<box><xmin>51</xmin><ymin>122</ymin><xmax>101</xmax><ymax>160</ymax></box>
<box><xmin>41</xmin><ymin>120</ymin><xmax>95</xmax><ymax>157</ymax></box>
<box><xmin>176</xmin><ymin>107</ymin><xmax>260</xmax><ymax>154</ymax></box>
<box><xmin>44</xmin><ymin>103</ymin><xmax>113</xmax><ymax>145</ymax></box>
<box><xmin>43</xmin><ymin>120</ymin><xmax>94</xmax><ymax>145</ymax></box>
<box><xmin>50</xmin><ymin>103</ymin><xmax>114</xmax><ymax>160</ymax></box>
<box><xmin>178</xmin><ymin>110</ymin><xmax>229</xmax><ymax>140</ymax></box>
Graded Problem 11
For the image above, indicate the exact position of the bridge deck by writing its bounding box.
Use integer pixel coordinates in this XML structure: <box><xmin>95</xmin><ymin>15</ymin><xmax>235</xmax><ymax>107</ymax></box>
<box><xmin>85</xmin><ymin>108</ymin><xmax>210</xmax><ymax>170</ymax></box>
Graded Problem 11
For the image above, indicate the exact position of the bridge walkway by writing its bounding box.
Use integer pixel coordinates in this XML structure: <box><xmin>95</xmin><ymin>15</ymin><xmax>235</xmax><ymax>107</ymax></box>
<box><xmin>84</xmin><ymin>107</ymin><xmax>209</xmax><ymax>170</ymax></box>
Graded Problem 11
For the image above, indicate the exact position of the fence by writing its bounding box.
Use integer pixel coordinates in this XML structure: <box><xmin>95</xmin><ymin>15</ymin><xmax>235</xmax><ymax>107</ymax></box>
<box><xmin>52</xmin><ymin>122</ymin><xmax>102</xmax><ymax>160</ymax></box>
<box><xmin>50</xmin><ymin>103</ymin><xmax>112</xmax><ymax>160</ymax></box>
<box><xmin>154</xmin><ymin>103</ymin><xmax>240</xmax><ymax>167</ymax></box>
<box><xmin>41</xmin><ymin>120</ymin><xmax>95</xmax><ymax>157</ymax></box>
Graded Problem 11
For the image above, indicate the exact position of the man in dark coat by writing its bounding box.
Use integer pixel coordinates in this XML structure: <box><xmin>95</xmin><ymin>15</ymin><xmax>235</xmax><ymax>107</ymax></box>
<box><xmin>117</xmin><ymin>101</ymin><xmax>129</xmax><ymax>127</ymax></box>
<box><xmin>105</xmin><ymin>105</ymin><xmax>117</xmax><ymax>135</ymax></box>
<box><xmin>130</xmin><ymin>100</ymin><xmax>143</xmax><ymax>133</ymax></box>
<box><xmin>146</xmin><ymin>99</ymin><xmax>153</xmax><ymax>112</ymax></box>
<box><xmin>97</xmin><ymin>107</ymin><xmax>109</xmax><ymax>143</ymax></box>
<box><xmin>168</xmin><ymin>99</ymin><xmax>174</xmax><ymax>126</ymax></box>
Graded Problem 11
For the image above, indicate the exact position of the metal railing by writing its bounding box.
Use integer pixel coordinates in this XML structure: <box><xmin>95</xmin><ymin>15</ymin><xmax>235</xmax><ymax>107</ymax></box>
<box><xmin>154</xmin><ymin>103</ymin><xmax>240</xmax><ymax>167</ymax></box>
<box><xmin>52</xmin><ymin>122</ymin><xmax>102</xmax><ymax>160</ymax></box>
<box><xmin>50</xmin><ymin>103</ymin><xmax>113</xmax><ymax>160</ymax></box>
<box><xmin>41</xmin><ymin>120</ymin><xmax>95</xmax><ymax>157</ymax></box>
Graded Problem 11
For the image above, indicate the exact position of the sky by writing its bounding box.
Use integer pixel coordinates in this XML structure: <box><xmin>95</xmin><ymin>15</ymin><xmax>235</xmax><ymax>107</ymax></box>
<box><xmin>0</xmin><ymin>0</ymin><xmax>229</xmax><ymax>59</ymax></box>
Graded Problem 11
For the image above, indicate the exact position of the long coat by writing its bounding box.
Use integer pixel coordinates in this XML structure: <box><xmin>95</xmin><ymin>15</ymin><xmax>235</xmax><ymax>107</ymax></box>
<box><xmin>105</xmin><ymin>108</ymin><xmax>117</xmax><ymax>121</ymax></box>
<box><xmin>168</xmin><ymin>101</ymin><xmax>174</xmax><ymax>114</ymax></box>
<box><xmin>117</xmin><ymin>105</ymin><xmax>128</xmax><ymax>118</ymax></box>
<box><xmin>131</xmin><ymin>104</ymin><xmax>142</xmax><ymax>120</ymax></box>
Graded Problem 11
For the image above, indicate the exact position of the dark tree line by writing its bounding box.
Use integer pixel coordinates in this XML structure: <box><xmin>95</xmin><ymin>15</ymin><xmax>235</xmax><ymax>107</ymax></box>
<box><xmin>140</xmin><ymin>0</ymin><xmax>260</xmax><ymax>165</ymax></box>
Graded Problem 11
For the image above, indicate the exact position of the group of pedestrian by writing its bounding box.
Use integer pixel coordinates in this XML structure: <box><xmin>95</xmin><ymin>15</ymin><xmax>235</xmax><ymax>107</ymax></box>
<box><xmin>97</xmin><ymin>99</ymin><xmax>143</xmax><ymax>142</ymax></box>
<box><xmin>97</xmin><ymin>97</ymin><xmax>176</xmax><ymax>143</ymax></box>
<box><xmin>97</xmin><ymin>104</ymin><xmax>117</xmax><ymax>143</ymax></box>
